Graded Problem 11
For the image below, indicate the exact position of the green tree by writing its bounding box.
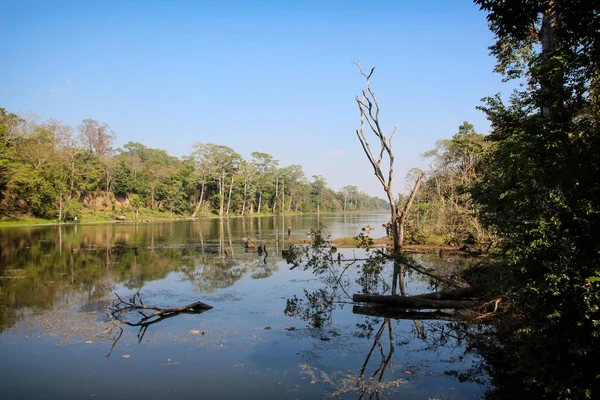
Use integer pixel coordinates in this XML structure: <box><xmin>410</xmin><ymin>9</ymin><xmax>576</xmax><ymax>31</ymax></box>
<box><xmin>310</xmin><ymin>175</ymin><xmax>327</xmax><ymax>214</ymax></box>
<box><xmin>237</xmin><ymin>160</ymin><xmax>257</xmax><ymax>215</ymax></box>
<box><xmin>415</xmin><ymin>122</ymin><xmax>489</xmax><ymax>246</ymax></box>
<box><xmin>339</xmin><ymin>185</ymin><xmax>359</xmax><ymax>211</ymax></box>
<box><xmin>0</xmin><ymin>109</ymin><xmax>23</xmax><ymax>208</ymax></box>
<box><xmin>250</xmin><ymin>152</ymin><xmax>278</xmax><ymax>214</ymax></box>
<box><xmin>190</xmin><ymin>143</ymin><xmax>217</xmax><ymax>217</ymax></box>
<box><xmin>473</xmin><ymin>1</ymin><xmax>600</xmax><ymax>397</ymax></box>
<box><xmin>279</xmin><ymin>165</ymin><xmax>307</xmax><ymax>212</ymax></box>
<box><xmin>199</xmin><ymin>143</ymin><xmax>241</xmax><ymax>216</ymax></box>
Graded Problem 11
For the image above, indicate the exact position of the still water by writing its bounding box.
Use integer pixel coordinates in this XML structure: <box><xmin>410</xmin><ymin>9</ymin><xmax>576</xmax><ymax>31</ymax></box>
<box><xmin>0</xmin><ymin>213</ymin><xmax>486</xmax><ymax>399</ymax></box>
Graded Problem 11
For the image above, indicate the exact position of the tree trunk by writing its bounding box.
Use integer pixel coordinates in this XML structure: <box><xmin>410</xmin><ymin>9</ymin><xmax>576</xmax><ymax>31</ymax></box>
<box><xmin>273</xmin><ymin>176</ymin><xmax>278</xmax><ymax>214</ymax></box>
<box><xmin>241</xmin><ymin>178</ymin><xmax>247</xmax><ymax>216</ymax></box>
<box><xmin>219</xmin><ymin>170</ymin><xmax>225</xmax><ymax>216</ymax></box>
<box><xmin>192</xmin><ymin>182</ymin><xmax>205</xmax><ymax>218</ymax></box>
<box><xmin>386</xmin><ymin>190</ymin><xmax>401</xmax><ymax>254</ymax></box>
<box><xmin>226</xmin><ymin>174</ymin><xmax>234</xmax><ymax>216</ymax></box>
<box><xmin>257</xmin><ymin>191</ymin><xmax>262</xmax><ymax>213</ymax></box>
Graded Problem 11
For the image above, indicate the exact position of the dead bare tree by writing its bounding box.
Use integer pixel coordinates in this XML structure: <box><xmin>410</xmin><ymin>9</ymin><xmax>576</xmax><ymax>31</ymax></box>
<box><xmin>354</xmin><ymin>60</ymin><xmax>425</xmax><ymax>254</ymax></box>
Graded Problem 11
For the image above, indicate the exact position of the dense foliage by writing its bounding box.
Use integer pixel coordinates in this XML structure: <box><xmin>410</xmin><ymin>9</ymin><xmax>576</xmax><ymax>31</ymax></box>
<box><xmin>0</xmin><ymin>110</ymin><xmax>386</xmax><ymax>220</ymax></box>
<box><xmin>405</xmin><ymin>121</ymin><xmax>492</xmax><ymax>247</ymax></box>
<box><xmin>471</xmin><ymin>1</ymin><xmax>600</xmax><ymax>398</ymax></box>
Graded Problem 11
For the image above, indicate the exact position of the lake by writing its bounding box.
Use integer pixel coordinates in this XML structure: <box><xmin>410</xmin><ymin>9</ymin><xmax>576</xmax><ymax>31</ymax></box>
<box><xmin>0</xmin><ymin>213</ymin><xmax>487</xmax><ymax>399</ymax></box>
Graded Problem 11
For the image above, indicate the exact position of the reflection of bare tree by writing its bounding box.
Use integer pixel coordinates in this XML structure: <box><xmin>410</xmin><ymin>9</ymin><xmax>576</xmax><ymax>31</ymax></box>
<box><xmin>358</xmin><ymin>318</ymin><xmax>395</xmax><ymax>399</ymax></box>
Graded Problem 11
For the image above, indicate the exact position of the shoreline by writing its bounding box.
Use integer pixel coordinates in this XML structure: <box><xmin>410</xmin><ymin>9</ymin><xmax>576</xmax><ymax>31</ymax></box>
<box><xmin>0</xmin><ymin>210</ymin><xmax>390</xmax><ymax>228</ymax></box>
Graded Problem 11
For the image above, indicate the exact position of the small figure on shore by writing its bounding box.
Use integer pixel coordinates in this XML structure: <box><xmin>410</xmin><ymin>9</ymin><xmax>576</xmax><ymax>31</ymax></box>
<box><xmin>287</xmin><ymin>226</ymin><xmax>291</xmax><ymax>238</ymax></box>
<box><xmin>74</xmin><ymin>215</ymin><xmax>79</xmax><ymax>224</ymax></box>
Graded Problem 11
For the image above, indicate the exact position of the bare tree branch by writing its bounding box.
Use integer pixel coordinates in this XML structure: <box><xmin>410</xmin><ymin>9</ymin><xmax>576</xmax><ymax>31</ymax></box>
<box><xmin>105</xmin><ymin>290</ymin><xmax>213</xmax><ymax>346</ymax></box>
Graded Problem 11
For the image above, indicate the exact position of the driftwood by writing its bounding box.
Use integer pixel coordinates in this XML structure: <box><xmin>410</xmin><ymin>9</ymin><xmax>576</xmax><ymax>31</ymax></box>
<box><xmin>110</xmin><ymin>291</ymin><xmax>213</xmax><ymax>327</ymax></box>
<box><xmin>102</xmin><ymin>290</ymin><xmax>213</xmax><ymax>351</ymax></box>
<box><xmin>353</xmin><ymin>293</ymin><xmax>476</xmax><ymax>309</ymax></box>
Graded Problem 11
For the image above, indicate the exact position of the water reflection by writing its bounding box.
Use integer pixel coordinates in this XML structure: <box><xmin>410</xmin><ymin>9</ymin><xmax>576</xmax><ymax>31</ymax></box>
<box><xmin>0</xmin><ymin>213</ymin><xmax>486</xmax><ymax>399</ymax></box>
<box><xmin>282</xmin><ymin>228</ymin><xmax>486</xmax><ymax>399</ymax></box>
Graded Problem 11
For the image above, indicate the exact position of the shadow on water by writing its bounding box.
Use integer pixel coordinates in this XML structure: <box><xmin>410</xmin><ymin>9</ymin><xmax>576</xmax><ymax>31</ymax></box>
<box><xmin>0</xmin><ymin>214</ymin><xmax>489</xmax><ymax>399</ymax></box>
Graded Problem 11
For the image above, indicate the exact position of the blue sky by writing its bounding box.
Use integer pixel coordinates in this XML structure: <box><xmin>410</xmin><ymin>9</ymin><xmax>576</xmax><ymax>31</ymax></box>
<box><xmin>1</xmin><ymin>0</ymin><xmax>508</xmax><ymax>197</ymax></box>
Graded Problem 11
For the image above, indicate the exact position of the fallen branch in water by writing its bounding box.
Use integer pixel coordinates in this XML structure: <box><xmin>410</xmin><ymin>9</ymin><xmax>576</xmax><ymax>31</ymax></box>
<box><xmin>352</xmin><ymin>293</ymin><xmax>478</xmax><ymax>309</ymax></box>
<box><xmin>104</xmin><ymin>289</ymin><xmax>213</xmax><ymax>346</ymax></box>
<box><xmin>110</xmin><ymin>290</ymin><xmax>213</xmax><ymax>326</ymax></box>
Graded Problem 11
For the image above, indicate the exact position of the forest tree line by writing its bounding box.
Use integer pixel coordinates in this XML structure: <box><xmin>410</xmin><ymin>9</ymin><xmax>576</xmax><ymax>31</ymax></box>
<box><xmin>0</xmin><ymin>110</ymin><xmax>387</xmax><ymax>221</ymax></box>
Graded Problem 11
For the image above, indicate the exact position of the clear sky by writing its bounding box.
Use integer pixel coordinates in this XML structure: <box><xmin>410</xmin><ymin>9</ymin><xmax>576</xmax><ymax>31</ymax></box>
<box><xmin>1</xmin><ymin>0</ymin><xmax>509</xmax><ymax>197</ymax></box>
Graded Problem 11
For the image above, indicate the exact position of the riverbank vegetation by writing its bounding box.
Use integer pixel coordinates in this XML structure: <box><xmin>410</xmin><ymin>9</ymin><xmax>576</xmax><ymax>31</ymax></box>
<box><xmin>469</xmin><ymin>1</ymin><xmax>600</xmax><ymax>398</ymax></box>
<box><xmin>286</xmin><ymin>1</ymin><xmax>600</xmax><ymax>398</ymax></box>
<box><xmin>0</xmin><ymin>114</ymin><xmax>386</xmax><ymax>223</ymax></box>
<box><xmin>343</xmin><ymin>1</ymin><xmax>600</xmax><ymax>398</ymax></box>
